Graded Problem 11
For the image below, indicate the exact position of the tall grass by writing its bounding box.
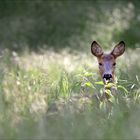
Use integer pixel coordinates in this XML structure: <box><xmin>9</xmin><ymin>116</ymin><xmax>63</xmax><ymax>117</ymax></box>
<box><xmin>0</xmin><ymin>48</ymin><xmax>139</xmax><ymax>139</ymax></box>
<box><xmin>0</xmin><ymin>0</ymin><xmax>140</xmax><ymax>139</ymax></box>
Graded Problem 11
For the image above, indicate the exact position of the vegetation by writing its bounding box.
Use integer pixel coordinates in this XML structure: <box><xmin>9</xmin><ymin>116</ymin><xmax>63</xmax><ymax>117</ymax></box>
<box><xmin>0</xmin><ymin>0</ymin><xmax>140</xmax><ymax>139</ymax></box>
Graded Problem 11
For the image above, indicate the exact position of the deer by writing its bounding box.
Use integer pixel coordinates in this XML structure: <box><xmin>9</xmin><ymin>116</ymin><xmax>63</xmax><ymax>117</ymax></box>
<box><xmin>91</xmin><ymin>41</ymin><xmax>125</xmax><ymax>99</ymax></box>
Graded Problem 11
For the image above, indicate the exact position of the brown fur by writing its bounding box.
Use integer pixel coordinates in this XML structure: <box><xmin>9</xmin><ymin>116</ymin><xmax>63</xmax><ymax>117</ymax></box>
<box><xmin>91</xmin><ymin>41</ymin><xmax>125</xmax><ymax>83</ymax></box>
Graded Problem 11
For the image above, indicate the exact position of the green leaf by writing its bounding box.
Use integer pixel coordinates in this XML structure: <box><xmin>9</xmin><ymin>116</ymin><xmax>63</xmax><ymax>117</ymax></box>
<box><xmin>117</xmin><ymin>85</ymin><xmax>128</xmax><ymax>94</ymax></box>
<box><xmin>95</xmin><ymin>81</ymin><xmax>104</xmax><ymax>85</ymax></box>
<box><xmin>104</xmin><ymin>83</ymin><xmax>116</xmax><ymax>88</ymax></box>
<box><xmin>108</xmin><ymin>96</ymin><xmax>115</xmax><ymax>103</ymax></box>
<box><xmin>105</xmin><ymin>89</ymin><xmax>111</xmax><ymax>95</ymax></box>
<box><xmin>84</xmin><ymin>82</ymin><xmax>95</xmax><ymax>88</ymax></box>
<box><xmin>105</xmin><ymin>89</ymin><xmax>114</xmax><ymax>97</ymax></box>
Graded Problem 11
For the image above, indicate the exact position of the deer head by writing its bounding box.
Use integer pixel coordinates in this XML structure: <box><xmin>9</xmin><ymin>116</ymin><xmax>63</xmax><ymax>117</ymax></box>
<box><xmin>91</xmin><ymin>41</ymin><xmax>125</xmax><ymax>84</ymax></box>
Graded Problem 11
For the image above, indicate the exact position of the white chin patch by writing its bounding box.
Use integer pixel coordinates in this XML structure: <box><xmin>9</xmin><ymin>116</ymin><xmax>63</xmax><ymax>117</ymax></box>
<box><xmin>103</xmin><ymin>78</ymin><xmax>112</xmax><ymax>84</ymax></box>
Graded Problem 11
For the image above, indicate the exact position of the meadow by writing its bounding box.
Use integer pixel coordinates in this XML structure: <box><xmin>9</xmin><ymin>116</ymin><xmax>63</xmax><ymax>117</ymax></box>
<box><xmin>0</xmin><ymin>0</ymin><xmax>140</xmax><ymax>139</ymax></box>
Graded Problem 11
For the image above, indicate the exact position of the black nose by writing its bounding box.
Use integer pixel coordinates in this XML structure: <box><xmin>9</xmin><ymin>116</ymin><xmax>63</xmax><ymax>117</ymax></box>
<box><xmin>103</xmin><ymin>74</ymin><xmax>112</xmax><ymax>80</ymax></box>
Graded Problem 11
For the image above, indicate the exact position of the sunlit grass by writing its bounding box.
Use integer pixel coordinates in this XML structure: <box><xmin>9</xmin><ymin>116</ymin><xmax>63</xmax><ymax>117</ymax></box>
<box><xmin>0</xmin><ymin>47</ymin><xmax>139</xmax><ymax>138</ymax></box>
<box><xmin>0</xmin><ymin>1</ymin><xmax>140</xmax><ymax>138</ymax></box>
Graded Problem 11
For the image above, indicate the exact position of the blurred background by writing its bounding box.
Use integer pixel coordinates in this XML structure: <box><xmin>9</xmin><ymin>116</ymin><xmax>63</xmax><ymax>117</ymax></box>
<box><xmin>0</xmin><ymin>0</ymin><xmax>140</xmax><ymax>139</ymax></box>
<box><xmin>0</xmin><ymin>0</ymin><xmax>140</xmax><ymax>52</ymax></box>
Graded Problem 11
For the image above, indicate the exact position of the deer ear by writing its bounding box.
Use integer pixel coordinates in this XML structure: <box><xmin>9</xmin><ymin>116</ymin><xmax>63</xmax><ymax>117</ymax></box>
<box><xmin>91</xmin><ymin>41</ymin><xmax>103</xmax><ymax>57</ymax></box>
<box><xmin>111</xmin><ymin>41</ymin><xmax>125</xmax><ymax>58</ymax></box>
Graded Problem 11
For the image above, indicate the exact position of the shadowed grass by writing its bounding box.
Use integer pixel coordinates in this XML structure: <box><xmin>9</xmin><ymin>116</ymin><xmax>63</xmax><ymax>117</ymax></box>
<box><xmin>0</xmin><ymin>1</ymin><xmax>140</xmax><ymax>51</ymax></box>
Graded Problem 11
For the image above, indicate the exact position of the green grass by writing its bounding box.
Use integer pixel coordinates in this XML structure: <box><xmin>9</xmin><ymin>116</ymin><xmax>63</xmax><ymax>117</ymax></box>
<box><xmin>0</xmin><ymin>48</ymin><xmax>139</xmax><ymax>139</ymax></box>
<box><xmin>0</xmin><ymin>0</ymin><xmax>140</xmax><ymax>139</ymax></box>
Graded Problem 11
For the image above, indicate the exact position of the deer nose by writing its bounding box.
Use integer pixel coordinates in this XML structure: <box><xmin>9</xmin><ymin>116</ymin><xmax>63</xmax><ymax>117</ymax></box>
<box><xmin>103</xmin><ymin>74</ymin><xmax>112</xmax><ymax>80</ymax></box>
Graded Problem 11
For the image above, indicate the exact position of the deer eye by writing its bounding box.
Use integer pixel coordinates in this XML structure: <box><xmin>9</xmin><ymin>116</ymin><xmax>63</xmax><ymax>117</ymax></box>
<box><xmin>113</xmin><ymin>63</ymin><xmax>116</xmax><ymax>66</ymax></box>
<box><xmin>99</xmin><ymin>63</ymin><xmax>103</xmax><ymax>66</ymax></box>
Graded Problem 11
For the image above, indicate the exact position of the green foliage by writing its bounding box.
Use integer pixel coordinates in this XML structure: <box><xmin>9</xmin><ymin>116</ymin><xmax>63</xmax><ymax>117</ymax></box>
<box><xmin>0</xmin><ymin>0</ymin><xmax>140</xmax><ymax>51</ymax></box>
<box><xmin>0</xmin><ymin>46</ymin><xmax>139</xmax><ymax>139</ymax></box>
<box><xmin>0</xmin><ymin>0</ymin><xmax>140</xmax><ymax>139</ymax></box>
